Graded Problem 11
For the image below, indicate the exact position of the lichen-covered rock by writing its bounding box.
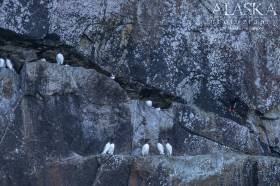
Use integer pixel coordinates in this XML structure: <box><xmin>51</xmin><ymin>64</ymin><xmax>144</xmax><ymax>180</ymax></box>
<box><xmin>0</xmin><ymin>1</ymin><xmax>279</xmax><ymax>156</ymax></box>
<box><xmin>129</xmin><ymin>100</ymin><xmax>174</xmax><ymax>155</ymax></box>
<box><xmin>171</xmin><ymin>123</ymin><xmax>234</xmax><ymax>156</ymax></box>
<box><xmin>18</xmin><ymin>61</ymin><xmax>132</xmax><ymax>160</ymax></box>
<box><xmin>0</xmin><ymin>61</ymin><xmax>133</xmax><ymax>186</ymax></box>
<box><xmin>174</xmin><ymin>103</ymin><xmax>265</xmax><ymax>154</ymax></box>
<box><xmin>28</xmin><ymin>154</ymin><xmax>280</xmax><ymax>186</ymax></box>
<box><xmin>1</xmin><ymin>0</ymin><xmax>280</xmax><ymax>114</ymax></box>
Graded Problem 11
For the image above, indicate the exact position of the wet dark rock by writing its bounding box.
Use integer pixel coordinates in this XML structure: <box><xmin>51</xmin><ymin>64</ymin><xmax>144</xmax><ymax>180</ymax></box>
<box><xmin>25</xmin><ymin>154</ymin><xmax>280</xmax><ymax>186</ymax></box>
<box><xmin>18</xmin><ymin>62</ymin><xmax>132</xmax><ymax>159</ymax></box>
<box><xmin>34</xmin><ymin>154</ymin><xmax>99</xmax><ymax>186</ymax></box>
<box><xmin>1</xmin><ymin>61</ymin><xmax>133</xmax><ymax>186</ymax></box>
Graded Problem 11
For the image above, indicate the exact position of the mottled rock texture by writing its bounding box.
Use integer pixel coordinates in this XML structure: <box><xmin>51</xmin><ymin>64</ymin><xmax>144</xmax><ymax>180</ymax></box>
<box><xmin>0</xmin><ymin>0</ymin><xmax>280</xmax><ymax>185</ymax></box>
<box><xmin>26</xmin><ymin>154</ymin><xmax>280</xmax><ymax>186</ymax></box>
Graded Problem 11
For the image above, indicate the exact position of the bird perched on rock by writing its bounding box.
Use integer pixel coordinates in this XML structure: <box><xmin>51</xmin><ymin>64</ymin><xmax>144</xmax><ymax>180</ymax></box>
<box><xmin>108</xmin><ymin>142</ymin><xmax>115</xmax><ymax>155</ymax></box>
<box><xmin>40</xmin><ymin>58</ymin><xmax>47</xmax><ymax>62</ymax></box>
<box><xmin>142</xmin><ymin>140</ymin><xmax>149</xmax><ymax>156</ymax></box>
<box><xmin>6</xmin><ymin>59</ymin><xmax>14</xmax><ymax>71</ymax></box>
<box><xmin>145</xmin><ymin>100</ymin><xmax>153</xmax><ymax>107</ymax></box>
<box><xmin>102</xmin><ymin>139</ymin><xmax>115</xmax><ymax>155</ymax></box>
<box><xmin>157</xmin><ymin>141</ymin><xmax>164</xmax><ymax>155</ymax></box>
<box><xmin>56</xmin><ymin>53</ymin><xmax>64</xmax><ymax>65</ymax></box>
<box><xmin>101</xmin><ymin>142</ymin><xmax>111</xmax><ymax>155</ymax></box>
<box><xmin>165</xmin><ymin>138</ymin><xmax>172</xmax><ymax>156</ymax></box>
<box><xmin>110</xmin><ymin>74</ymin><xmax>115</xmax><ymax>80</ymax></box>
<box><xmin>0</xmin><ymin>58</ymin><xmax>6</xmax><ymax>68</ymax></box>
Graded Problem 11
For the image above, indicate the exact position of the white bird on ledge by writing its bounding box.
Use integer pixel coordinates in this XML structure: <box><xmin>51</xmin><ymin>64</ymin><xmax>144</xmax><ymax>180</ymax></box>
<box><xmin>56</xmin><ymin>53</ymin><xmax>64</xmax><ymax>65</ymax></box>
<box><xmin>6</xmin><ymin>59</ymin><xmax>14</xmax><ymax>71</ymax></box>
<box><xmin>102</xmin><ymin>138</ymin><xmax>115</xmax><ymax>155</ymax></box>
<box><xmin>165</xmin><ymin>138</ymin><xmax>172</xmax><ymax>156</ymax></box>
<box><xmin>157</xmin><ymin>142</ymin><xmax>164</xmax><ymax>155</ymax></box>
<box><xmin>145</xmin><ymin>100</ymin><xmax>152</xmax><ymax>107</ymax></box>
<box><xmin>142</xmin><ymin>140</ymin><xmax>149</xmax><ymax>156</ymax></box>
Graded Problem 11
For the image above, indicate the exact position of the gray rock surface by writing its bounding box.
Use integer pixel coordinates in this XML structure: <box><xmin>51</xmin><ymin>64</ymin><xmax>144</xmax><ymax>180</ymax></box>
<box><xmin>26</xmin><ymin>154</ymin><xmax>280</xmax><ymax>186</ymax></box>
<box><xmin>19</xmin><ymin>61</ymin><xmax>132</xmax><ymax>159</ymax></box>
<box><xmin>174</xmin><ymin>103</ymin><xmax>264</xmax><ymax>154</ymax></box>
<box><xmin>1</xmin><ymin>0</ymin><xmax>280</xmax><ymax>113</ymax></box>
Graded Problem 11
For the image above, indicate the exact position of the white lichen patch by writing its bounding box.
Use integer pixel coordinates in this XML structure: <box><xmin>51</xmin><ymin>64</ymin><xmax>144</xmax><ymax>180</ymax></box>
<box><xmin>266</xmin><ymin>41</ymin><xmax>280</xmax><ymax>76</ymax></box>
<box><xmin>0</xmin><ymin>0</ymin><xmax>32</xmax><ymax>33</ymax></box>
<box><xmin>206</xmin><ymin>50</ymin><xmax>226</xmax><ymax>98</ymax></box>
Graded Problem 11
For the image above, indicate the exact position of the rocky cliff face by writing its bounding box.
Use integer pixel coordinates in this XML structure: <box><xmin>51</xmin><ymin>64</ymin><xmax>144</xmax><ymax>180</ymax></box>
<box><xmin>0</xmin><ymin>0</ymin><xmax>280</xmax><ymax>185</ymax></box>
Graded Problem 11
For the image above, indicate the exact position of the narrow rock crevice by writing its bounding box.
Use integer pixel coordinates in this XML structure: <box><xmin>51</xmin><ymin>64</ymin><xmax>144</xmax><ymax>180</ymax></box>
<box><xmin>0</xmin><ymin>28</ymin><xmax>185</xmax><ymax>111</ymax></box>
<box><xmin>175</xmin><ymin>122</ymin><xmax>238</xmax><ymax>153</ymax></box>
<box><xmin>0</xmin><ymin>27</ymin><xmax>261</xmax><ymax>127</ymax></box>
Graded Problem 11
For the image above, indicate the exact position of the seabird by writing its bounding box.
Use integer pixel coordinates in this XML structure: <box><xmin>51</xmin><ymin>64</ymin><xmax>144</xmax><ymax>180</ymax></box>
<box><xmin>56</xmin><ymin>53</ymin><xmax>64</xmax><ymax>65</ymax></box>
<box><xmin>142</xmin><ymin>140</ymin><xmax>149</xmax><ymax>156</ymax></box>
<box><xmin>0</xmin><ymin>58</ymin><xmax>5</xmax><ymax>68</ymax></box>
<box><xmin>6</xmin><ymin>59</ymin><xmax>14</xmax><ymax>71</ymax></box>
<box><xmin>157</xmin><ymin>142</ymin><xmax>164</xmax><ymax>155</ymax></box>
<box><xmin>110</xmin><ymin>74</ymin><xmax>115</xmax><ymax>80</ymax></box>
<box><xmin>108</xmin><ymin>142</ymin><xmax>115</xmax><ymax>155</ymax></box>
<box><xmin>156</xmin><ymin>107</ymin><xmax>161</xmax><ymax>111</ymax></box>
<box><xmin>165</xmin><ymin>138</ymin><xmax>172</xmax><ymax>156</ymax></box>
<box><xmin>102</xmin><ymin>142</ymin><xmax>111</xmax><ymax>155</ymax></box>
<box><xmin>40</xmin><ymin>58</ymin><xmax>47</xmax><ymax>62</ymax></box>
<box><xmin>145</xmin><ymin>100</ymin><xmax>153</xmax><ymax>107</ymax></box>
<box><xmin>102</xmin><ymin>138</ymin><xmax>115</xmax><ymax>155</ymax></box>
<box><xmin>15</xmin><ymin>148</ymin><xmax>19</xmax><ymax>154</ymax></box>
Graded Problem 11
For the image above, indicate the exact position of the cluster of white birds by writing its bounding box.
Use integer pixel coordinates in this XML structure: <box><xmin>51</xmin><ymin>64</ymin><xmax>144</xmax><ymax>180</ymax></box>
<box><xmin>0</xmin><ymin>53</ymin><xmax>65</xmax><ymax>72</ymax></box>
<box><xmin>145</xmin><ymin>100</ymin><xmax>161</xmax><ymax>111</ymax></box>
<box><xmin>100</xmin><ymin>101</ymin><xmax>173</xmax><ymax>156</ymax></box>
<box><xmin>0</xmin><ymin>58</ymin><xmax>14</xmax><ymax>71</ymax></box>
<box><xmin>101</xmin><ymin>138</ymin><xmax>172</xmax><ymax>156</ymax></box>
<box><xmin>142</xmin><ymin>138</ymin><xmax>172</xmax><ymax>156</ymax></box>
<box><xmin>101</xmin><ymin>139</ymin><xmax>115</xmax><ymax>155</ymax></box>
